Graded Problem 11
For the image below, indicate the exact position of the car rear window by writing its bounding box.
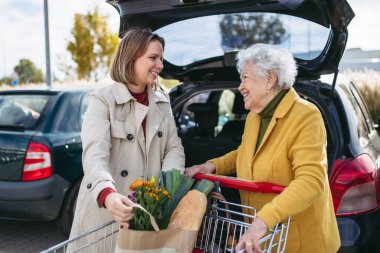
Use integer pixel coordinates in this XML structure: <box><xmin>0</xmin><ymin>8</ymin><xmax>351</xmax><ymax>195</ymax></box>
<box><xmin>349</xmin><ymin>83</ymin><xmax>375</xmax><ymax>133</ymax></box>
<box><xmin>0</xmin><ymin>94</ymin><xmax>50</xmax><ymax>129</ymax></box>
<box><xmin>156</xmin><ymin>12</ymin><xmax>330</xmax><ymax>66</ymax></box>
<box><xmin>339</xmin><ymin>85</ymin><xmax>372</xmax><ymax>147</ymax></box>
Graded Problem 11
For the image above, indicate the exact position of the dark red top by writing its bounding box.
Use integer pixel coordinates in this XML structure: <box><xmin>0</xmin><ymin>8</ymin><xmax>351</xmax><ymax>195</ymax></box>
<box><xmin>97</xmin><ymin>187</ymin><xmax>116</xmax><ymax>208</ymax></box>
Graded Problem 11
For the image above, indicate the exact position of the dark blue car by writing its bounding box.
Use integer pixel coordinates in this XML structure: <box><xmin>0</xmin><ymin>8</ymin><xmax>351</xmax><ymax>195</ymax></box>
<box><xmin>0</xmin><ymin>87</ymin><xmax>91</xmax><ymax>235</ymax></box>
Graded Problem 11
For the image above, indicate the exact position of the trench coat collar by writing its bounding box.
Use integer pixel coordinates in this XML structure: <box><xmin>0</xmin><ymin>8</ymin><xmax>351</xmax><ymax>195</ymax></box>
<box><xmin>111</xmin><ymin>82</ymin><xmax>170</xmax><ymax>104</ymax></box>
<box><xmin>254</xmin><ymin>87</ymin><xmax>299</xmax><ymax>155</ymax></box>
<box><xmin>112</xmin><ymin>82</ymin><xmax>134</xmax><ymax>104</ymax></box>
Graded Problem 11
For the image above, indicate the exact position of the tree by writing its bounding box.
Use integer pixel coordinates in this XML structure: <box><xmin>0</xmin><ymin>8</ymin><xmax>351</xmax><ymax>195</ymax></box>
<box><xmin>67</xmin><ymin>7</ymin><xmax>119</xmax><ymax>81</ymax></box>
<box><xmin>0</xmin><ymin>76</ymin><xmax>11</xmax><ymax>86</ymax></box>
<box><xmin>14</xmin><ymin>59</ymin><xmax>43</xmax><ymax>84</ymax></box>
<box><xmin>220</xmin><ymin>14</ymin><xmax>288</xmax><ymax>50</ymax></box>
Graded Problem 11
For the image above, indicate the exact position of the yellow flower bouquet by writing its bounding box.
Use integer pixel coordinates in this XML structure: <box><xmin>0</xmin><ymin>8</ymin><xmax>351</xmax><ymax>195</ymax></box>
<box><xmin>128</xmin><ymin>177</ymin><xmax>171</xmax><ymax>231</ymax></box>
<box><xmin>127</xmin><ymin>169</ymin><xmax>214</xmax><ymax>231</ymax></box>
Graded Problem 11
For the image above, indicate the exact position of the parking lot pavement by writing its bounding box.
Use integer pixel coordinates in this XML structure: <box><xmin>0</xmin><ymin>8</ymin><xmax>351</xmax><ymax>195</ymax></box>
<box><xmin>0</xmin><ymin>219</ymin><xmax>68</xmax><ymax>253</ymax></box>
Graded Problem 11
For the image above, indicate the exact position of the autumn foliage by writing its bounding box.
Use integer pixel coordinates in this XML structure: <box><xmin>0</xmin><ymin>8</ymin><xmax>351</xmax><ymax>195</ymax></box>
<box><xmin>67</xmin><ymin>7</ymin><xmax>119</xmax><ymax>81</ymax></box>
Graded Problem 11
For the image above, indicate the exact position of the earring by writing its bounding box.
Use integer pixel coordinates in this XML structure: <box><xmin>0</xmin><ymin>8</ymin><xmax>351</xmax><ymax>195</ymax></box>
<box><xmin>266</xmin><ymin>90</ymin><xmax>270</xmax><ymax>94</ymax></box>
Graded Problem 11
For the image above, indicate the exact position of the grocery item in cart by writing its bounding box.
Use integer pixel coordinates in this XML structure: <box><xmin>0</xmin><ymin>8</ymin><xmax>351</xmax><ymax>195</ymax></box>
<box><xmin>115</xmin><ymin>189</ymin><xmax>208</xmax><ymax>253</ymax></box>
<box><xmin>114</xmin><ymin>172</ymin><xmax>212</xmax><ymax>253</ymax></box>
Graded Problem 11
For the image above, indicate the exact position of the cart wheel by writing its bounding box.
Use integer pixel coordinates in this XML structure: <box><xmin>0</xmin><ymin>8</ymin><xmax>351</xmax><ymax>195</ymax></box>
<box><xmin>56</xmin><ymin>179</ymin><xmax>81</xmax><ymax>236</ymax></box>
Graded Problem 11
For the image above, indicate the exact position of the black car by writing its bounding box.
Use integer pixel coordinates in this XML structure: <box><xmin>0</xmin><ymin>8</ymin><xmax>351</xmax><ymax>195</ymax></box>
<box><xmin>107</xmin><ymin>0</ymin><xmax>380</xmax><ymax>252</ymax></box>
<box><xmin>0</xmin><ymin>87</ymin><xmax>91</xmax><ymax>235</ymax></box>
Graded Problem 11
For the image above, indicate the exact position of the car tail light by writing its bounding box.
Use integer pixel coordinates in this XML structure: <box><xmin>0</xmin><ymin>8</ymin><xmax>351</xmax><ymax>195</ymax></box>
<box><xmin>329</xmin><ymin>154</ymin><xmax>380</xmax><ymax>216</ymax></box>
<box><xmin>22</xmin><ymin>142</ymin><xmax>52</xmax><ymax>181</ymax></box>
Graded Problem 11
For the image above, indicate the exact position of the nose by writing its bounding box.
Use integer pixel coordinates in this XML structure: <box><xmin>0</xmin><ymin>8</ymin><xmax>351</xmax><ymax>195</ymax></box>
<box><xmin>156</xmin><ymin>59</ymin><xmax>164</xmax><ymax>71</ymax></box>
<box><xmin>238</xmin><ymin>81</ymin><xmax>244</xmax><ymax>92</ymax></box>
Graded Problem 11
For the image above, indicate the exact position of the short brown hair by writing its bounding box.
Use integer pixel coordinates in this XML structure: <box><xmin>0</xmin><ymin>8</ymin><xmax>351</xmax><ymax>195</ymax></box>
<box><xmin>110</xmin><ymin>28</ymin><xmax>165</xmax><ymax>85</ymax></box>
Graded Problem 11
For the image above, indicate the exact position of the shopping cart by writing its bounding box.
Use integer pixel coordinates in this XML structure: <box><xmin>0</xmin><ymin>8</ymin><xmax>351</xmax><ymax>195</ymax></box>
<box><xmin>41</xmin><ymin>174</ymin><xmax>290</xmax><ymax>253</ymax></box>
<box><xmin>193</xmin><ymin>174</ymin><xmax>290</xmax><ymax>253</ymax></box>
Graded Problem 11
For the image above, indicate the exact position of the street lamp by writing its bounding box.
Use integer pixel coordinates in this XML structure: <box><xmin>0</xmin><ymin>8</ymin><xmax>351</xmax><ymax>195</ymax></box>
<box><xmin>43</xmin><ymin>0</ymin><xmax>51</xmax><ymax>87</ymax></box>
<box><xmin>0</xmin><ymin>36</ymin><xmax>6</xmax><ymax>78</ymax></box>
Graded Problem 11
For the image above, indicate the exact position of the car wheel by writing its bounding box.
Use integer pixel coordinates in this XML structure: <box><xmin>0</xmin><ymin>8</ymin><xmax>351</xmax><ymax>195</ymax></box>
<box><xmin>56</xmin><ymin>179</ymin><xmax>81</xmax><ymax>236</ymax></box>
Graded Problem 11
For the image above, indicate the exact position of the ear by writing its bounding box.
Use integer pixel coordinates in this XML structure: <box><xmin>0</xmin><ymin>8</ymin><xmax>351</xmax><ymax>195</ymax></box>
<box><xmin>267</xmin><ymin>71</ymin><xmax>277</xmax><ymax>90</ymax></box>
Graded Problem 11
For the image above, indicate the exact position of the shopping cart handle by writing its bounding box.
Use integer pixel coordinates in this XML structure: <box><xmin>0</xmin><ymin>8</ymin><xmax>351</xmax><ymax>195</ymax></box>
<box><xmin>194</xmin><ymin>173</ymin><xmax>285</xmax><ymax>193</ymax></box>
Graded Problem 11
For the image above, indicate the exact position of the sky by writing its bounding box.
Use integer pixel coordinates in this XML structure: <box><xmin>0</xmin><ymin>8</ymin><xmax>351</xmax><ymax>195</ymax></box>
<box><xmin>0</xmin><ymin>0</ymin><xmax>378</xmax><ymax>80</ymax></box>
<box><xmin>0</xmin><ymin>0</ymin><xmax>119</xmax><ymax>80</ymax></box>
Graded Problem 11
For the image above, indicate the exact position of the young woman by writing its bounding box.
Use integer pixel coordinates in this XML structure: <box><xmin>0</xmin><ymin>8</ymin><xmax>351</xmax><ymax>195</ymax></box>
<box><xmin>68</xmin><ymin>28</ymin><xmax>185</xmax><ymax>251</ymax></box>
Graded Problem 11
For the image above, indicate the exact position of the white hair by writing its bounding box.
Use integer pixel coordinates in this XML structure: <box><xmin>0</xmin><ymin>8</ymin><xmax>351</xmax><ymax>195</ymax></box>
<box><xmin>236</xmin><ymin>43</ymin><xmax>298</xmax><ymax>90</ymax></box>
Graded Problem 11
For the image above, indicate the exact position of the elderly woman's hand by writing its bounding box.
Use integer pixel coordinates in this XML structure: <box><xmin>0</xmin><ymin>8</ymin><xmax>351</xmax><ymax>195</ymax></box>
<box><xmin>104</xmin><ymin>192</ymin><xmax>135</xmax><ymax>228</ymax></box>
<box><xmin>185</xmin><ymin>161</ymin><xmax>216</xmax><ymax>177</ymax></box>
<box><xmin>235</xmin><ymin>217</ymin><xmax>268</xmax><ymax>253</ymax></box>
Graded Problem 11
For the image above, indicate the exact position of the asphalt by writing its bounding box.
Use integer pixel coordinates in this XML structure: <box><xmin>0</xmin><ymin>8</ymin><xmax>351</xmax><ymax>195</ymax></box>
<box><xmin>0</xmin><ymin>219</ymin><xmax>67</xmax><ymax>253</ymax></box>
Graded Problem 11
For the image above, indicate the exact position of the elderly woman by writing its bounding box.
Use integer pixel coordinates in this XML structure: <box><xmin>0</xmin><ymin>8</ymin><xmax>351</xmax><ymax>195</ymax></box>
<box><xmin>185</xmin><ymin>44</ymin><xmax>340</xmax><ymax>253</ymax></box>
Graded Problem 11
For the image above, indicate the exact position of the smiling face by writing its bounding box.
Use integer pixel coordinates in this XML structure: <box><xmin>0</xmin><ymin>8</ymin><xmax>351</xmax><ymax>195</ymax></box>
<box><xmin>130</xmin><ymin>40</ymin><xmax>164</xmax><ymax>92</ymax></box>
<box><xmin>238</xmin><ymin>62</ymin><xmax>277</xmax><ymax>113</ymax></box>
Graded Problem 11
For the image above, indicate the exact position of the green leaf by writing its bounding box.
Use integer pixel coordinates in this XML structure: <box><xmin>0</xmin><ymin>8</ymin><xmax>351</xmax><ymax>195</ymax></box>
<box><xmin>192</xmin><ymin>179</ymin><xmax>214</xmax><ymax>196</ymax></box>
<box><xmin>171</xmin><ymin>169</ymin><xmax>181</xmax><ymax>195</ymax></box>
<box><xmin>165</xmin><ymin>171</ymin><xmax>173</xmax><ymax>195</ymax></box>
<box><xmin>160</xmin><ymin>171</ymin><xmax>166</xmax><ymax>189</ymax></box>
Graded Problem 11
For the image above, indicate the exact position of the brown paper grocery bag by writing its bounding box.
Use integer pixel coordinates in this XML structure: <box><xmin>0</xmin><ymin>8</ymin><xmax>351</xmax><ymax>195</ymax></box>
<box><xmin>114</xmin><ymin>228</ymin><xmax>198</xmax><ymax>253</ymax></box>
<box><xmin>114</xmin><ymin>202</ymin><xmax>198</xmax><ymax>253</ymax></box>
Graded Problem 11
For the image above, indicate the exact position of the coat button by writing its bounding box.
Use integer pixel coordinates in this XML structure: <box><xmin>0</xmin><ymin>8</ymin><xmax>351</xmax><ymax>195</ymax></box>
<box><xmin>126</xmin><ymin>134</ymin><xmax>134</xmax><ymax>141</ymax></box>
<box><xmin>87</xmin><ymin>183</ymin><xmax>92</xmax><ymax>189</ymax></box>
<box><xmin>157</xmin><ymin>131</ymin><xmax>162</xmax><ymax>137</ymax></box>
<box><xmin>121</xmin><ymin>170</ymin><xmax>129</xmax><ymax>177</ymax></box>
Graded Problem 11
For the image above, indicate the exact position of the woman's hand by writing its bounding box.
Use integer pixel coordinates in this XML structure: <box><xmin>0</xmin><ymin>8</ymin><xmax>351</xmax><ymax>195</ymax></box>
<box><xmin>104</xmin><ymin>192</ymin><xmax>135</xmax><ymax>228</ymax></box>
<box><xmin>185</xmin><ymin>161</ymin><xmax>216</xmax><ymax>177</ymax></box>
<box><xmin>235</xmin><ymin>217</ymin><xmax>268</xmax><ymax>253</ymax></box>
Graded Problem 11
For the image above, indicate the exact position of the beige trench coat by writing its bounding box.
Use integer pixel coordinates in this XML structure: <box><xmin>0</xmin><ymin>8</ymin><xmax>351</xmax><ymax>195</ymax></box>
<box><xmin>68</xmin><ymin>82</ymin><xmax>185</xmax><ymax>252</ymax></box>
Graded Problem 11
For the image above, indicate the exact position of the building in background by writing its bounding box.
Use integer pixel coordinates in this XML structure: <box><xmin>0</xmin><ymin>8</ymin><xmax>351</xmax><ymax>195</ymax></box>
<box><xmin>340</xmin><ymin>48</ymin><xmax>380</xmax><ymax>71</ymax></box>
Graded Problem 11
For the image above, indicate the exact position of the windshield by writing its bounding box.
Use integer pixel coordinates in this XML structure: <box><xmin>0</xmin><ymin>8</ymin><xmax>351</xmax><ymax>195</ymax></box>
<box><xmin>0</xmin><ymin>94</ymin><xmax>50</xmax><ymax>129</ymax></box>
<box><xmin>156</xmin><ymin>12</ymin><xmax>330</xmax><ymax>66</ymax></box>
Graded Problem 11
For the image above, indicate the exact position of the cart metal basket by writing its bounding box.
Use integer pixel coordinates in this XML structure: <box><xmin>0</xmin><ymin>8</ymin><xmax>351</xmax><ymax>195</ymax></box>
<box><xmin>40</xmin><ymin>220</ymin><xmax>119</xmax><ymax>253</ymax></box>
<box><xmin>193</xmin><ymin>174</ymin><xmax>290</xmax><ymax>253</ymax></box>
<box><xmin>194</xmin><ymin>192</ymin><xmax>290</xmax><ymax>253</ymax></box>
<box><xmin>41</xmin><ymin>174</ymin><xmax>290</xmax><ymax>253</ymax></box>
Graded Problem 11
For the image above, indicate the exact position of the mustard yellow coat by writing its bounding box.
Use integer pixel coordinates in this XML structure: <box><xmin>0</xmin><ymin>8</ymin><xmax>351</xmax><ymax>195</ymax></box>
<box><xmin>210</xmin><ymin>88</ymin><xmax>340</xmax><ymax>253</ymax></box>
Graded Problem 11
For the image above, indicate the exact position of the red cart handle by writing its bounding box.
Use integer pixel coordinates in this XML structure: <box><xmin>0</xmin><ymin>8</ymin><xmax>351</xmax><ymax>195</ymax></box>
<box><xmin>194</xmin><ymin>173</ymin><xmax>285</xmax><ymax>193</ymax></box>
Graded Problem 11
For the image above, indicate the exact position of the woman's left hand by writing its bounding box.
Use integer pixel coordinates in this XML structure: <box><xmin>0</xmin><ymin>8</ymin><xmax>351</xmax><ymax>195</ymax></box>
<box><xmin>235</xmin><ymin>217</ymin><xmax>268</xmax><ymax>253</ymax></box>
<box><xmin>185</xmin><ymin>161</ymin><xmax>216</xmax><ymax>177</ymax></box>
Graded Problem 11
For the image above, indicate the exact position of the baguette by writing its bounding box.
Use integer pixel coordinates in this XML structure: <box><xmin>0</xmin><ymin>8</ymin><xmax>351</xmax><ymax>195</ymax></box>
<box><xmin>167</xmin><ymin>190</ymin><xmax>207</xmax><ymax>231</ymax></box>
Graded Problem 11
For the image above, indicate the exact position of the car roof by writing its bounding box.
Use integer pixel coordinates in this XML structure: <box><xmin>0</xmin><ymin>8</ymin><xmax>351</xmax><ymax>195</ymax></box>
<box><xmin>0</xmin><ymin>85</ymin><xmax>97</xmax><ymax>95</ymax></box>
<box><xmin>107</xmin><ymin>0</ymin><xmax>354</xmax><ymax>80</ymax></box>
